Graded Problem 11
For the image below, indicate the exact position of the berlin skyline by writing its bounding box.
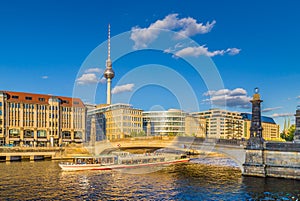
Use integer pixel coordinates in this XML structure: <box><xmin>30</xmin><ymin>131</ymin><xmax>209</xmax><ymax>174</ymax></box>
<box><xmin>1</xmin><ymin>0</ymin><xmax>299</xmax><ymax>129</ymax></box>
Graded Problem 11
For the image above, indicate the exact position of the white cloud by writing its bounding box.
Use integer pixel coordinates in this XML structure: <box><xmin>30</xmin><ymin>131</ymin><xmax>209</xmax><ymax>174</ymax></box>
<box><xmin>227</xmin><ymin>48</ymin><xmax>241</xmax><ymax>55</ymax></box>
<box><xmin>131</xmin><ymin>13</ymin><xmax>216</xmax><ymax>49</ymax></box>
<box><xmin>41</xmin><ymin>76</ymin><xmax>48</xmax><ymax>79</ymax></box>
<box><xmin>262</xmin><ymin>107</ymin><xmax>282</xmax><ymax>113</ymax></box>
<box><xmin>99</xmin><ymin>77</ymin><xmax>107</xmax><ymax>84</ymax></box>
<box><xmin>174</xmin><ymin>46</ymin><xmax>241</xmax><ymax>57</ymax></box>
<box><xmin>76</xmin><ymin>73</ymin><xmax>100</xmax><ymax>85</ymax></box>
<box><xmin>112</xmin><ymin>84</ymin><xmax>134</xmax><ymax>94</ymax></box>
<box><xmin>84</xmin><ymin>68</ymin><xmax>102</xmax><ymax>74</ymax></box>
<box><xmin>204</xmin><ymin>88</ymin><xmax>247</xmax><ymax>97</ymax></box>
<box><xmin>203</xmin><ymin>88</ymin><xmax>251</xmax><ymax>108</ymax></box>
<box><xmin>272</xmin><ymin>113</ymin><xmax>294</xmax><ymax>118</ymax></box>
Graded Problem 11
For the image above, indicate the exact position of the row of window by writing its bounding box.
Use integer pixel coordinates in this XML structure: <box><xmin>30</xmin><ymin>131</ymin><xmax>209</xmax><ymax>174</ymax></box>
<box><xmin>8</xmin><ymin>103</ymin><xmax>79</xmax><ymax>111</ymax></box>
<box><xmin>11</xmin><ymin>96</ymin><xmax>45</xmax><ymax>102</ymax></box>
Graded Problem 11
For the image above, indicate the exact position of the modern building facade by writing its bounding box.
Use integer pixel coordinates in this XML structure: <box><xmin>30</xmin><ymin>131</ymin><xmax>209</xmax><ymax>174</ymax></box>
<box><xmin>142</xmin><ymin>109</ymin><xmax>206</xmax><ymax>137</ymax></box>
<box><xmin>241</xmin><ymin>113</ymin><xmax>280</xmax><ymax>141</ymax></box>
<box><xmin>193</xmin><ymin>109</ymin><xmax>244</xmax><ymax>139</ymax></box>
<box><xmin>86</xmin><ymin>103</ymin><xmax>143</xmax><ymax>141</ymax></box>
<box><xmin>0</xmin><ymin>91</ymin><xmax>85</xmax><ymax>147</ymax></box>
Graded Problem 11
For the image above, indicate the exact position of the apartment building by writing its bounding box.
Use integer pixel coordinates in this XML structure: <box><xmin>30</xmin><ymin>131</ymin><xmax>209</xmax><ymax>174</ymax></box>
<box><xmin>193</xmin><ymin>109</ymin><xmax>244</xmax><ymax>139</ymax></box>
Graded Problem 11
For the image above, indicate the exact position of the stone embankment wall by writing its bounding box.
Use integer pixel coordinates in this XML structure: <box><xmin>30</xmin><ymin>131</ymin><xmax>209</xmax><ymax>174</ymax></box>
<box><xmin>243</xmin><ymin>142</ymin><xmax>300</xmax><ymax>180</ymax></box>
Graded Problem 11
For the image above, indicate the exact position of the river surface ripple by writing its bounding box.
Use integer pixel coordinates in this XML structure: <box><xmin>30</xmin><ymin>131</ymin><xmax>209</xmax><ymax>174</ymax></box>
<box><xmin>0</xmin><ymin>158</ymin><xmax>300</xmax><ymax>200</ymax></box>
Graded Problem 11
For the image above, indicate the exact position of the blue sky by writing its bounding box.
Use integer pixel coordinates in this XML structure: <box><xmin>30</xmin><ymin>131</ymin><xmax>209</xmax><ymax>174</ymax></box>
<box><xmin>1</xmin><ymin>0</ymin><xmax>300</xmax><ymax>129</ymax></box>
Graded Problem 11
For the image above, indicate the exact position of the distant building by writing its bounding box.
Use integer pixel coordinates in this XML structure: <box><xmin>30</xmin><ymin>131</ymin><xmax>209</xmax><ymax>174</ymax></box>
<box><xmin>143</xmin><ymin>109</ymin><xmax>185</xmax><ymax>136</ymax></box>
<box><xmin>185</xmin><ymin>114</ymin><xmax>206</xmax><ymax>137</ymax></box>
<box><xmin>193</xmin><ymin>109</ymin><xmax>244</xmax><ymax>139</ymax></box>
<box><xmin>86</xmin><ymin>103</ymin><xmax>143</xmax><ymax>141</ymax></box>
<box><xmin>241</xmin><ymin>113</ymin><xmax>280</xmax><ymax>140</ymax></box>
<box><xmin>0</xmin><ymin>91</ymin><xmax>85</xmax><ymax>147</ymax></box>
<box><xmin>293</xmin><ymin>106</ymin><xmax>300</xmax><ymax>142</ymax></box>
<box><xmin>142</xmin><ymin>109</ymin><xmax>206</xmax><ymax>137</ymax></box>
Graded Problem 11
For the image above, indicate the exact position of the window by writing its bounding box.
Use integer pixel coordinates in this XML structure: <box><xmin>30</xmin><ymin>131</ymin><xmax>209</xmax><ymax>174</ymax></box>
<box><xmin>38</xmin><ymin>98</ymin><xmax>45</xmax><ymax>102</ymax></box>
<box><xmin>12</xmin><ymin>95</ymin><xmax>19</xmax><ymax>99</ymax></box>
<box><xmin>0</xmin><ymin>102</ymin><xmax>2</xmax><ymax>106</ymax></box>
<box><xmin>0</xmin><ymin>110</ymin><xmax>2</xmax><ymax>116</ymax></box>
<box><xmin>24</xmin><ymin>130</ymin><xmax>34</xmax><ymax>138</ymax></box>
<box><xmin>74</xmin><ymin>101</ymin><xmax>79</xmax><ymax>105</ymax></box>
<box><xmin>62</xmin><ymin>100</ymin><xmax>69</xmax><ymax>104</ymax></box>
<box><xmin>25</xmin><ymin>96</ymin><xmax>32</xmax><ymax>100</ymax></box>
<box><xmin>62</xmin><ymin>131</ymin><xmax>71</xmax><ymax>139</ymax></box>
<box><xmin>9</xmin><ymin>129</ymin><xmax>20</xmax><ymax>137</ymax></box>
<box><xmin>0</xmin><ymin>119</ymin><xmax>2</xmax><ymax>125</ymax></box>
<box><xmin>37</xmin><ymin>130</ymin><xmax>47</xmax><ymax>138</ymax></box>
<box><xmin>74</xmin><ymin>131</ymin><xmax>82</xmax><ymax>139</ymax></box>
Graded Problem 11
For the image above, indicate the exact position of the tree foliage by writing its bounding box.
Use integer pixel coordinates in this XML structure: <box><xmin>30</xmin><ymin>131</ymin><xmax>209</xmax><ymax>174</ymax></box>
<box><xmin>280</xmin><ymin>124</ymin><xmax>296</xmax><ymax>141</ymax></box>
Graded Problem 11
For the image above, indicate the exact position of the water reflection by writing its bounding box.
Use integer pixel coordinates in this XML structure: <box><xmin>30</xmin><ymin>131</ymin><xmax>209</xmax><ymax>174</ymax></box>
<box><xmin>0</xmin><ymin>161</ymin><xmax>299</xmax><ymax>200</ymax></box>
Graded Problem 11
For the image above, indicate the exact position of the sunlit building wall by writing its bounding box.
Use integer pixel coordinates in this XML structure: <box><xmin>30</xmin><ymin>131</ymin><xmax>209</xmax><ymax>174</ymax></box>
<box><xmin>193</xmin><ymin>109</ymin><xmax>244</xmax><ymax>139</ymax></box>
<box><xmin>0</xmin><ymin>91</ymin><xmax>85</xmax><ymax>147</ymax></box>
<box><xmin>241</xmin><ymin>113</ymin><xmax>280</xmax><ymax>141</ymax></box>
<box><xmin>87</xmin><ymin>103</ymin><xmax>143</xmax><ymax>141</ymax></box>
<box><xmin>185</xmin><ymin>114</ymin><xmax>206</xmax><ymax>137</ymax></box>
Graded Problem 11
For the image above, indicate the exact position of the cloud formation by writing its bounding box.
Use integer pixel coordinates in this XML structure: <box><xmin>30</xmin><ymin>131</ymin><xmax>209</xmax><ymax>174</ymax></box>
<box><xmin>76</xmin><ymin>73</ymin><xmax>100</xmax><ymax>85</ymax></box>
<box><xmin>203</xmin><ymin>88</ymin><xmax>251</xmax><ymax>108</ymax></box>
<box><xmin>85</xmin><ymin>68</ymin><xmax>102</xmax><ymax>73</ymax></box>
<box><xmin>272</xmin><ymin>113</ymin><xmax>294</xmax><ymax>118</ymax></box>
<box><xmin>112</xmin><ymin>83</ymin><xmax>134</xmax><ymax>94</ymax></box>
<box><xmin>130</xmin><ymin>13</ymin><xmax>215</xmax><ymax>49</ymax></box>
<box><xmin>262</xmin><ymin>107</ymin><xmax>282</xmax><ymax>113</ymax></box>
<box><xmin>174</xmin><ymin>46</ymin><xmax>241</xmax><ymax>57</ymax></box>
<box><xmin>41</xmin><ymin>76</ymin><xmax>48</xmax><ymax>79</ymax></box>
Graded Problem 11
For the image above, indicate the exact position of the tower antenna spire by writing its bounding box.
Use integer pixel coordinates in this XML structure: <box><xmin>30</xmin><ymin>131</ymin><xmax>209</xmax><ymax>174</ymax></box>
<box><xmin>108</xmin><ymin>24</ymin><xmax>111</xmax><ymax>60</ymax></box>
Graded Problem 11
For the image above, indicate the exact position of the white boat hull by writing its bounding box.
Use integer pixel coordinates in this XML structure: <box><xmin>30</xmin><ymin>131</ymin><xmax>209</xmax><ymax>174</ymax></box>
<box><xmin>59</xmin><ymin>158</ymin><xmax>189</xmax><ymax>171</ymax></box>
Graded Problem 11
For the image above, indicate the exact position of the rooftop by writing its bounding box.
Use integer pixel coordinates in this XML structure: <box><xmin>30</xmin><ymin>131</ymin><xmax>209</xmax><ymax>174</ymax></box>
<box><xmin>241</xmin><ymin>113</ymin><xmax>276</xmax><ymax>124</ymax></box>
<box><xmin>0</xmin><ymin>90</ymin><xmax>84</xmax><ymax>107</ymax></box>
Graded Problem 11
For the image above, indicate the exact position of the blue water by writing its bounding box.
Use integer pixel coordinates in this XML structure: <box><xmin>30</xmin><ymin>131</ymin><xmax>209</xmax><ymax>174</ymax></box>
<box><xmin>0</xmin><ymin>158</ymin><xmax>299</xmax><ymax>200</ymax></box>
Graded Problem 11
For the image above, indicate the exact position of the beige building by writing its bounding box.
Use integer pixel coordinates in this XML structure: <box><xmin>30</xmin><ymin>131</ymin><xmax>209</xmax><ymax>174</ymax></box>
<box><xmin>0</xmin><ymin>91</ymin><xmax>85</xmax><ymax>147</ymax></box>
<box><xmin>193</xmin><ymin>109</ymin><xmax>244</xmax><ymax>139</ymax></box>
<box><xmin>185</xmin><ymin>114</ymin><xmax>206</xmax><ymax>137</ymax></box>
<box><xmin>241</xmin><ymin>113</ymin><xmax>280</xmax><ymax>141</ymax></box>
<box><xmin>87</xmin><ymin>103</ymin><xmax>143</xmax><ymax>141</ymax></box>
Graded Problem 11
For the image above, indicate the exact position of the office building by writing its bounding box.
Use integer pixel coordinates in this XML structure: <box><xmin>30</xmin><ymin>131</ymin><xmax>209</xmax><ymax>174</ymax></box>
<box><xmin>143</xmin><ymin>109</ymin><xmax>206</xmax><ymax>137</ymax></box>
<box><xmin>0</xmin><ymin>91</ymin><xmax>85</xmax><ymax>147</ymax></box>
<box><xmin>87</xmin><ymin>103</ymin><xmax>143</xmax><ymax>141</ymax></box>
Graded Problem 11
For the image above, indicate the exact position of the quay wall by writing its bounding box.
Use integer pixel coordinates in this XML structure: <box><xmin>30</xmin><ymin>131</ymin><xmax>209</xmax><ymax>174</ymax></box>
<box><xmin>243</xmin><ymin>142</ymin><xmax>300</xmax><ymax>180</ymax></box>
<box><xmin>0</xmin><ymin>146</ymin><xmax>90</xmax><ymax>162</ymax></box>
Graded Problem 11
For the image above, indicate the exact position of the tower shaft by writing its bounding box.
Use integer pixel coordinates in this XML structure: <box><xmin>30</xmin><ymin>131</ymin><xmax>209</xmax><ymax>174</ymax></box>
<box><xmin>106</xmin><ymin>78</ymin><xmax>112</xmax><ymax>105</ymax></box>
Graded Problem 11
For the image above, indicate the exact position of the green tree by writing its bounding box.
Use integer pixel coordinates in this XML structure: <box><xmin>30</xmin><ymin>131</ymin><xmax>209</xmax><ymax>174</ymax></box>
<box><xmin>280</xmin><ymin>124</ymin><xmax>295</xmax><ymax>141</ymax></box>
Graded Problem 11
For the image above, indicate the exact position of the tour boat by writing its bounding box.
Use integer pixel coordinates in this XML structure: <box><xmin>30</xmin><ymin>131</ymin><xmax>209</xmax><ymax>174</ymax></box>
<box><xmin>58</xmin><ymin>151</ymin><xmax>189</xmax><ymax>171</ymax></box>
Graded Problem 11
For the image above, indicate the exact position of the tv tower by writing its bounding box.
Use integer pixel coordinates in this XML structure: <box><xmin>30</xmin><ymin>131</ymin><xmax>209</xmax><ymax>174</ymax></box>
<box><xmin>103</xmin><ymin>24</ymin><xmax>115</xmax><ymax>105</ymax></box>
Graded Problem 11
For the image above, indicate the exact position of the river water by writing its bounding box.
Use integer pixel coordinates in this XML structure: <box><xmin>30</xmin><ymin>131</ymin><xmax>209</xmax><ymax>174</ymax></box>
<box><xmin>0</xmin><ymin>157</ymin><xmax>300</xmax><ymax>200</ymax></box>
